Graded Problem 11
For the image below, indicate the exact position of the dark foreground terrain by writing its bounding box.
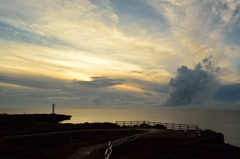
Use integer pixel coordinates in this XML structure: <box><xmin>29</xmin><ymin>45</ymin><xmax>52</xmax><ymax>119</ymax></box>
<box><xmin>0</xmin><ymin>129</ymin><xmax>142</xmax><ymax>159</ymax></box>
<box><xmin>0</xmin><ymin>113</ymin><xmax>143</xmax><ymax>159</ymax></box>
<box><xmin>103</xmin><ymin>133</ymin><xmax>240</xmax><ymax>159</ymax></box>
<box><xmin>1</xmin><ymin>114</ymin><xmax>240</xmax><ymax>159</ymax></box>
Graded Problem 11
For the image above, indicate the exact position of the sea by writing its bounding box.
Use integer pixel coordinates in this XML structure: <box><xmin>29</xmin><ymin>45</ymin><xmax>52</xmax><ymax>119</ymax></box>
<box><xmin>2</xmin><ymin>108</ymin><xmax>240</xmax><ymax>147</ymax></box>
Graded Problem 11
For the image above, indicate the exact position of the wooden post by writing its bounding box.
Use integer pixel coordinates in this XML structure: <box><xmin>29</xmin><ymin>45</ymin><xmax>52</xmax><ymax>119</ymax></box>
<box><xmin>172</xmin><ymin>123</ymin><xmax>174</xmax><ymax>130</ymax></box>
<box><xmin>166</xmin><ymin>123</ymin><xmax>168</xmax><ymax>129</ymax></box>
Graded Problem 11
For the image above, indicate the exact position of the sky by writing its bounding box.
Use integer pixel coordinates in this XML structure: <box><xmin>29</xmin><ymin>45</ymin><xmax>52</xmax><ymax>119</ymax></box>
<box><xmin>0</xmin><ymin>0</ymin><xmax>240</xmax><ymax>110</ymax></box>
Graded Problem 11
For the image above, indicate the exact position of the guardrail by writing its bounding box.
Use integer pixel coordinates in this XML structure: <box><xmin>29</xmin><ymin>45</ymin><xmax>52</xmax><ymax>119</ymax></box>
<box><xmin>104</xmin><ymin>121</ymin><xmax>202</xmax><ymax>159</ymax></box>
<box><xmin>116</xmin><ymin>121</ymin><xmax>202</xmax><ymax>135</ymax></box>
<box><xmin>105</xmin><ymin>133</ymin><xmax>142</xmax><ymax>159</ymax></box>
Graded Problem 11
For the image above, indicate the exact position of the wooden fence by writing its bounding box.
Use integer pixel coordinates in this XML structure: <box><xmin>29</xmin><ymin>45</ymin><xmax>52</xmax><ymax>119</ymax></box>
<box><xmin>105</xmin><ymin>121</ymin><xmax>203</xmax><ymax>158</ymax></box>
<box><xmin>116</xmin><ymin>120</ymin><xmax>202</xmax><ymax>135</ymax></box>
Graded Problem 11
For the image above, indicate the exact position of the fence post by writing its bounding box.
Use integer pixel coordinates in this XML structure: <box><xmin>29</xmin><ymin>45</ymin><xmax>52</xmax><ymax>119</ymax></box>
<box><xmin>130</xmin><ymin>121</ymin><xmax>132</xmax><ymax>126</ymax></box>
<box><xmin>172</xmin><ymin>123</ymin><xmax>174</xmax><ymax>130</ymax></box>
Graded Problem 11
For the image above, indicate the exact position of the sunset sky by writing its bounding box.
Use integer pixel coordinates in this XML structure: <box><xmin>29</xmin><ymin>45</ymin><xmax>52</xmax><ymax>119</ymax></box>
<box><xmin>0</xmin><ymin>0</ymin><xmax>240</xmax><ymax>110</ymax></box>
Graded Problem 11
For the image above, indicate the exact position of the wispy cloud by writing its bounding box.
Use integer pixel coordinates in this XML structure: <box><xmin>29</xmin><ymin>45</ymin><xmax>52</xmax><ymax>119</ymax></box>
<box><xmin>0</xmin><ymin>0</ymin><xmax>240</xmax><ymax>109</ymax></box>
<box><xmin>73</xmin><ymin>77</ymin><xmax>125</xmax><ymax>88</ymax></box>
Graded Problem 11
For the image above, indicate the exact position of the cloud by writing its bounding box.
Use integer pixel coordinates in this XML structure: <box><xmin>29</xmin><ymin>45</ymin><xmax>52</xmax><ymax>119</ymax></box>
<box><xmin>130</xmin><ymin>78</ymin><xmax>169</xmax><ymax>94</ymax></box>
<box><xmin>144</xmin><ymin>92</ymin><xmax>154</xmax><ymax>96</ymax></box>
<box><xmin>73</xmin><ymin>77</ymin><xmax>125</xmax><ymax>88</ymax></box>
<box><xmin>91</xmin><ymin>96</ymin><xmax>103</xmax><ymax>105</ymax></box>
<box><xmin>130</xmin><ymin>70</ymin><xmax>144</xmax><ymax>74</ymax></box>
<box><xmin>163</xmin><ymin>57</ymin><xmax>220</xmax><ymax>106</ymax></box>
<box><xmin>0</xmin><ymin>0</ymin><xmax>240</xmax><ymax>109</ymax></box>
<box><xmin>214</xmin><ymin>84</ymin><xmax>240</xmax><ymax>102</ymax></box>
<box><xmin>114</xmin><ymin>97</ymin><xmax>133</xmax><ymax>105</ymax></box>
<box><xmin>0</xmin><ymin>73</ymin><xmax>67</xmax><ymax>90</ymax></box>
<box><xmin>202</xmin><ymin>55</ymin><xmax>213</xmax><ymax>63</ymax></box>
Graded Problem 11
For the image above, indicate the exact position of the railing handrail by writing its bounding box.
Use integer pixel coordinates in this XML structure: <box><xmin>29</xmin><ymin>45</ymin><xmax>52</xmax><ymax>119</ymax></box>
<box><xmin>105</xmin><ymin>133</ymin><xmax>142</xmax><ymax>159</ymax></box>
<box><xmin>115</xmin><ymin>120</ymin><xmax>203</xmax><ymax>137</ymax></box>
<box><xmin>116</xmin><ymin>121</ymin><xmax>200</xmax><ymax>130</ymax></box>
<box><xmin>105</xmin><ymin>121</ymin><xmax>203</xmax><ymax>159</ymax></box>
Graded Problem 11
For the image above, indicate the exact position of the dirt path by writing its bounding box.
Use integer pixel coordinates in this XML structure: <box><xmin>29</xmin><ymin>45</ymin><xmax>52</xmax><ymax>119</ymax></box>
<box><xmin>68</xmin><ymin>142</ymin><xmax>108</xmax><ymax>159</ymax></box>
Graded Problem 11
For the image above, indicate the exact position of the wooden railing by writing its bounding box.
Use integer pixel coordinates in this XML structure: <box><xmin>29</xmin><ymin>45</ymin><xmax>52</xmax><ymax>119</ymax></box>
<box><xmin>116</xmin><ymin>120</ymin><xmax>202</xmax><ymax>135</ymax></box>
<box><xmin>105</xmin><ymin>133</ymin><xmax>142</xmax><ymax>159</ymax></box>
<box><xmin>104</xmin><ymin>121</ymin><xmax>203</xmax><ymax>158</ymax></box>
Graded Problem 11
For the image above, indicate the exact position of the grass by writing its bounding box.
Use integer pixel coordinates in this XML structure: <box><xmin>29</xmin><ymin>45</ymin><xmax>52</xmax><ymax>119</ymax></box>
<box><xmin>89</xmin><ymin>131</ymin><xmax>240</xmax><ymax>159</ymax></box>
<box><xmin>88</xmin><ymin>146</ymin><xmax>107</xmax><ymax>159</ymax></box>
<box><xmin>0</xmin><ymin>129</ymin><xmax>143</xmax><ymax>159</ymax></box>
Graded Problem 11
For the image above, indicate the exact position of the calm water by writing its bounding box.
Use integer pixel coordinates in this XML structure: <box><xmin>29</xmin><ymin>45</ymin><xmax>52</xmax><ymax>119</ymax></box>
<box><xmin>58</xmin><ymin>109</ymin><xmax>240</xmax><ymax>147</ymax></box>
<box><xmin>2</xmin><ymin>108</ymin><xmax>240</xmax><ymax>147</ymax></box>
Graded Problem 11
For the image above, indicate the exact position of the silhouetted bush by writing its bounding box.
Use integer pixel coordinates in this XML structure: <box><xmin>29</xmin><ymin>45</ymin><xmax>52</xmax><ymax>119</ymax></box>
<box><xmin>202</xmin><ymin>129</ymin><xmax>224</xmax><ymax>142</ymax></box>
<box><xmin>153</xmin><ymin>124</ymin><xmax>166</xmax><ymax>129</ymax></box>
<box><xmin>132</xmin><ymin>125</ymin><xmax>139</xmax><ymax>128</ymax></box>
<box><xmin>140</xmin><ymin>123</ymin><xmax>151</xmax><ymax>128</ymax></box>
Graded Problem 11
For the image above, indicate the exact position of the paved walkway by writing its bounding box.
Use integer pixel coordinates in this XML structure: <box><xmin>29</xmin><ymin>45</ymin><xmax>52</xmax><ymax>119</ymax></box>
<box><xmin>68</xmin><ymin>142</ymin><xmax>108</xmax><ymax>159</ymax></box>
<box><xmin>67</xmin><ymin>129</ymin><xmax>164</xmax><ymax>159</ymax></box>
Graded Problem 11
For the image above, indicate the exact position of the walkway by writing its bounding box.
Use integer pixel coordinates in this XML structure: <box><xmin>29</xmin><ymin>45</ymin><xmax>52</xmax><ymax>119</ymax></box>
<box><xmin>68</xmin><ymin>142</ymin><xmax>108</xmax><ymax>159</ymax></box>
<box><xmin>67</xmin><ymin>129</ymin><xmax>164</xmax><ymax>159</ymax></box>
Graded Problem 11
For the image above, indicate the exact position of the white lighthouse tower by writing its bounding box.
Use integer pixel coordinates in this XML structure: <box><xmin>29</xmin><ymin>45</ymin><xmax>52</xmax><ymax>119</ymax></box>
<box><xmin>52</xmin><ymin>103</ymin><xmax>55</xmax><ymax>114</ymax></box>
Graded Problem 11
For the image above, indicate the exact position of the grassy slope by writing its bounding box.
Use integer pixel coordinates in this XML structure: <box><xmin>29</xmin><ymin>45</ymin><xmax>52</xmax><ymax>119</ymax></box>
<box><xmin>100</xmin><ymin>135</ymin><xmax>240</xmax><ymax>159</ymax></box>
<box><xmin>0</xmin><ymin>129</ymin><xmax>143</xmax><ymax>159</ymax></box>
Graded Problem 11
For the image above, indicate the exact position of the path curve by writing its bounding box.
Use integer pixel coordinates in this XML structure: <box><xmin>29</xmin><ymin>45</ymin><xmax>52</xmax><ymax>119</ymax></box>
<box><xmin>68</xmin><ymin>142</ymin><xmax>108</xmax><ymax>159</ymax></box>
<box><xmin>67</xmin><ymin>129</ymin><xmax>163</xmax><ymax>159</ymax></box>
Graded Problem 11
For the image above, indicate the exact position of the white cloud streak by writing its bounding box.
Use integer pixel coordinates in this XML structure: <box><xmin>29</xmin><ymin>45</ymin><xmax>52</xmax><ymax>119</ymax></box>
<box><xmin>0</xmin><ymin>0</ymin><xmax>240</xmax><ymax>108</ymax></box>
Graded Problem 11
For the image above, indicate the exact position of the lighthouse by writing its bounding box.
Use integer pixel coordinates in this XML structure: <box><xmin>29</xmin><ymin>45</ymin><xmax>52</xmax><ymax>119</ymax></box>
<box><xmin>52</xmin><ymin>103</ymin><xmax>55</xmax><ymax>114</ymax></box>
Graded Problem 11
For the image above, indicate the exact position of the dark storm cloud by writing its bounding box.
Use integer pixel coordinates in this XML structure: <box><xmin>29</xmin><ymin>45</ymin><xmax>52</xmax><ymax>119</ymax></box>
<box><xmin>73</xmin><ymin>77</ymin><xmax>125</xmax><ymax>88</ymax></box>
<box><xmin>202</xmin><ymin>55</ymin><xmax>220</xmax><ymax>73</ymax></box>
<box><xmin>202</xmin><ymin>55</ymin><xmax>212</xmax><ymax>63</ymax></box>
<box><xmin>163</xmin><ymin>59</ymin><xmax>220</xmax><ymax>106</ymax></box>
<box><xmin>215</xmin><ymin>84</ymin><xmax>240</xmax><ymax>102</ymax></box>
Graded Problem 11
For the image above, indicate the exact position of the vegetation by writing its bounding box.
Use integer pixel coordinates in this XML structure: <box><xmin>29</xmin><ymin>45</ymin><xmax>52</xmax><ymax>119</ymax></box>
<box><xmin>0</xmin><ymin>113</ymin><xmax>71</xmax><ymax>129</ymax></box>
<box><xmin>0</xmin><ymin>129</ymin><xmax>143</xmax><ymax>159</ymax></box>
<box><xmin>0</xmin><ymin>114</ymin><xmax>145</xmax><ymax>158</ymax></box>
<box><xmin>90</xmin><ymin>134</ymin><xmax>240</xmax><ymax>159</ymax></box>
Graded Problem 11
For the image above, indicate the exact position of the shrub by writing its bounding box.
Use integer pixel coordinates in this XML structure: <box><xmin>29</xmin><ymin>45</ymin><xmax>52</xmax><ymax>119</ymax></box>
<box><xmin>153</xmin><ymin>124</ymin><xmax>166</xmax><ymax>129</ymax></box>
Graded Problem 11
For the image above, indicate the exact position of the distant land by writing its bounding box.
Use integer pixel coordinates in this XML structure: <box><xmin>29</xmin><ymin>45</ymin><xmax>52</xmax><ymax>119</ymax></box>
<box><xmin>0</xmin><ymin>113</ymin><xmax>71</xmax><ymax>130</ymax></box>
